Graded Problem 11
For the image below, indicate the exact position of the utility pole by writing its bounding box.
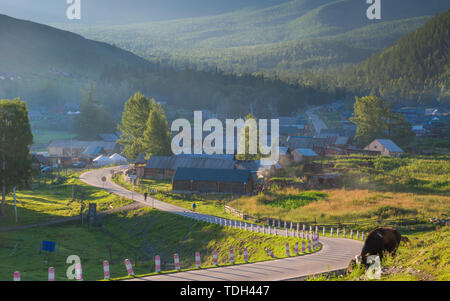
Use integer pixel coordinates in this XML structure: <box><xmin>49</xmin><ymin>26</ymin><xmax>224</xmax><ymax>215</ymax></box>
<box><xmin>13</xmin><ymin>187</ymin><xmax>18</xmax><ymax>223</ymax></box>
<box><xmin>1</xmin><ymin>135</ymin><xmax>6</xmax><ymax>216</ymax></box>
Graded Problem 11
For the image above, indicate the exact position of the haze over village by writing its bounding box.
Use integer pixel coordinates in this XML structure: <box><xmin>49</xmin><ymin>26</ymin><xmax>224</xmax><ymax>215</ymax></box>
<box><xmin>0</xmin><ymin>0</ymin><xmax>449</xmax><ymax>284</ymax></box>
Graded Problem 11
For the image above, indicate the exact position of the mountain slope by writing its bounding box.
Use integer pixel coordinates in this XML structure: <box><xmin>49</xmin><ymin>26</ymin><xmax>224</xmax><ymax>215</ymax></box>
<box><xmin>0</xmin><ymin>14</ymin><xmax>150</xmax><ymax>76</ymax></box>
<box><xmin>0</xmin><ymin>14</ymin><xmax>338</xmax><ymax>118</ymax></box>
<box><xmin>56</xmin><ymin>0</ymin><xmax>450</xmax><ymax>75</ymax></box>
<box><xmin>0</xmin><ymin>0</ymin><xmax>290</xmax><ymax>24</ymax></box>
<box><xmin>347</xmin><ymin>10</ymin><xmax>450</xmax><ymax>104</ymax></box>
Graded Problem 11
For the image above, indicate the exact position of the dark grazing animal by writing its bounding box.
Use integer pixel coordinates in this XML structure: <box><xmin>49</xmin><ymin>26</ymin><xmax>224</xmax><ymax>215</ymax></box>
<box><xmin>360</xmin><ymin>227</ymin><xmax>405</xmax><ymax>266</ymax></box>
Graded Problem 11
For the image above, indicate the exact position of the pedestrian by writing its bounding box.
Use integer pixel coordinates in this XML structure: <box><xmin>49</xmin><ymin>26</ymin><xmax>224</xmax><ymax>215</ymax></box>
<box><xmin>144</xmin><ymin>192</ymin><xmax>148</xmax><ymax>201</ymax></box>
<box><xmin>192</xmin><ymin>202</ymin><xmax>197</xmax><ymax>212</ymax></box>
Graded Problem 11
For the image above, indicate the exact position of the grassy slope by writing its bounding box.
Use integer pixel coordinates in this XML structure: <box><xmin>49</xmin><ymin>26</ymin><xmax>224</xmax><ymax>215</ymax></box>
<box><xmin>310</xmin><ymin>226</ymin><xmax>449</xmax><ymax>281</ymax></box>
<box><xmin>112</xmin><ymin>174</ymin><xmax>242</xmax><ymax>221</ymax></box>
<box><xmin>0</xmin><ymin>170</ymin><xmax>132</xmax><ymax>228</ymax></box>
<box><xmin>0</xmin><ymin>14</ymin><xmax>149</xmax><ymax>76</ymax></box>
<box><xmin>56</xmin><ymin>0</ymin><xmax>449</xmax><ymax>72</ymax></box>
<box><xmin>228</xmin><ymin>156</ymin><xmax>450</xmax><ymax>228</ymax></box>
<box><xmin>0</xmin><ymin>207</ymin><xmax>316</xmax><ymax>281</ymax></box>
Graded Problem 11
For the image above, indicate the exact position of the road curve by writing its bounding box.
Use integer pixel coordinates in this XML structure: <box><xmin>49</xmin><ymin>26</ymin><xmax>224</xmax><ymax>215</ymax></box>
<box><xmin>80</xmin><ymin>166</ymin><xmax>363</xmax><ymax>281</ymax></box>
<box><xmin>306</xmin><ymin>106</ymin><xmax>328</xmax><ymax>136</ymax></box>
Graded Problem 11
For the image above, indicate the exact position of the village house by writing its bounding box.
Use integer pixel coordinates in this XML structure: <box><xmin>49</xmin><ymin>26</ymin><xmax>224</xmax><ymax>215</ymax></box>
<box><xmin>172</xmin><ymin>167</ymin><xmax>253</xmax><ymax>195</ymax></box>
<box><xmin>287</xmin><ymin>136</ymin><xmax>330</xmax><ymax>155</ymax></box>
<box><xmin>364</xmin><ymin>139</ymin><xmax>404</xmax><ymax>157</ymax></box>
<box><xmin>31</xmin><ymin>153</ymin><xmax>49</xmax><ymax>171</ymax></box>
<box><xmin>97</xmin><ymin>133</ymin><xmax>120</xmax><ymax>142</ymax></box>
<box><xmin>412</xmin><ymin>125</ymin><xmax>426</xmax><ymax>137</ymax></box>
<box><xmin>142</xmin><ymin>155</ymin><xmax>237</xmax><ymax>180</ymax></box>
<box><xmin>291</xmin><ymin>148</ymin><xmax>319</xmax><ymax>163</ymax></box>
<box><xmin>47</xmin><ymin>139</ymin><xmax>122</xmax><ymax>166</ymax></box>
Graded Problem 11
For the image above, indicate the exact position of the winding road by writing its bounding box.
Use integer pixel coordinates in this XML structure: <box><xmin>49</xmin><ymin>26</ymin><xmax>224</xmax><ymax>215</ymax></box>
<box><xmin>306</xmin><ymin>107</ymin><xmax>328</xmax><ymax>136</ymax></box>
<box><xmin>80</xmin><ymin>166</ymin><xmax>363</xmax><ymax>281</ymax></box>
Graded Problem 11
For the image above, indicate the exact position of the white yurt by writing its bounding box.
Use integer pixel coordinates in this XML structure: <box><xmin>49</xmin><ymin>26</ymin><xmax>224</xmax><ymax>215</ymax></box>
<box><xmin>109</xmin><ymin>153</ymin><xmax>129</xmax><ymax>165</ymax></box>
<box><xmin>93</xmin><ymin>155</ymin><xmax>113</xmax><ymax>167</ymax></box>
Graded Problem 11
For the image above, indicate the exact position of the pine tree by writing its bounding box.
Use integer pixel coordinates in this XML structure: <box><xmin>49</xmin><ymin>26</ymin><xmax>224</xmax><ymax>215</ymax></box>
<box><xmin>141</xmin><ymin>101</ymin><xmax>172</xmax><ymax>157</ymax></box>
<box><xmin>351</xmin><ymin>95</ymin><xmax>387</xmax><ymax>147</ymax></box>
<box><xmin>117</xmin><ymin>92</ymin><xmax>155</xmax><ymax>160</ymax></box>
<box><xmin>0</xmin><ymin>98</ymin><xmax>33</xmax><ymax>216</ymax></box>
<box><xmin>351</xmin><ymin>95</ymin><xmax>415</xmax><ymax>148</ymax></box>
<box><xmin>235</xmin><ymin>113</ymin><xmax>261</xmax><ymax>161</ymax></box>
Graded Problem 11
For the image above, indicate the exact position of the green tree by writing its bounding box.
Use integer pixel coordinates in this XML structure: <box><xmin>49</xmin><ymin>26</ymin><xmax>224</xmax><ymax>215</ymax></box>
<box><xmin>117</xmin><ymin>92</ymin><xmax>155</xmax><ymax>160</ymax></box>
<box><xmin>0</xmin><ymin>98</ymin><xmax>33</xmax><ymax>216</ymax></box>
<box><xmin>351</xmin><ymin>95</ymin><xmax>414</xmax><ymax>148</ymax></box>
<box><xmin>235</xmin><ymin>113</ymin><xmax>261</xmax><ymax>161</ymax></box>
<box><xmin>351</xmin><ymin>95</ymin><xmax>387</xmax><ymax>147</ymax></box>
<box><xmin>141</xmin><ymin>101</ymin><xmax>172</xmax><ymax>156</ymax></box>
<box><xmin>386</xmin><ymin>106</ymin><xmax>415</xmax><ymax>147</ymax></box>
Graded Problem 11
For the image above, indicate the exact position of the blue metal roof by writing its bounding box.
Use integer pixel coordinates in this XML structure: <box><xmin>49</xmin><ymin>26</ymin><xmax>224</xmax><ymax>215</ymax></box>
<box><xmin>173</xmin><ymin>168</ymin><xmax>251</xmax><ymax>183</ymax></box>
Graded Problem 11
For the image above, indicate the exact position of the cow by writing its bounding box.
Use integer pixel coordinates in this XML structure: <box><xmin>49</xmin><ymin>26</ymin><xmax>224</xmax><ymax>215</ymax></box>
<box><xmin>359</xmin><ymin>227</ymin><xmax>406</xmax><ymax>266</ymax></box>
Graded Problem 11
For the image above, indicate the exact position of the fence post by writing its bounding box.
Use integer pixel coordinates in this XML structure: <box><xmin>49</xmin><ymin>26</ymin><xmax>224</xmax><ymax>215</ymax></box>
<box><xmin>229</xmin><ymin>248</ymin><xmax>235</xmax><ymax>264</ymax></box>
<box><xmin>195</xmin><ymin>252</ymin><xmax>201</xmax><ymax>268</ymax></box>
<box><xmin>13</xmin><ymin>271</ymin><xmax>20</xmax><ymax>281</ymax></box>
<box><xmin>243</xmin><ymin>248</ymin><xmax>249</xmax><ymax>263</ymax></box>
<box><xmin>155</xmin><ymin>255</ymin><xmax>161</xmax><ymax>273</ymax></box>
<box><xmin>48</xmin><ymin>267</ymin><xmax>55</xmax><ymax>281</ymax></box>
<box><xmin>213</xmin><ymin>251</ymin><xmax>218</xmax><ymax>266</ymax></box>
<box><xmin>76</xmin><ymin>263</ymin><xmax>83</xmax><ymax>281</ymax></box>
<box><xmin>124</xmin><ymin>259</ymin><xmax>134</xmax><ymax>276</ymax></box>
<box><xmin>103</xmin><ymin>261</ymin><xmax>110</xmax><ymax>280</ymax></box>
<box><xmin>174</xmin><ymin>254</ymin><xmax>181</xmax><ymax>271</ymax></box>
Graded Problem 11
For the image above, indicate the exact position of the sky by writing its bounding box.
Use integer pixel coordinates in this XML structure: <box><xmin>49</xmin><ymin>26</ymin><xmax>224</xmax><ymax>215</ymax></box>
<box><xmin>0</xmin><ymin>0</ymin><xmax>289</xmax><ymax>24</ymax></box>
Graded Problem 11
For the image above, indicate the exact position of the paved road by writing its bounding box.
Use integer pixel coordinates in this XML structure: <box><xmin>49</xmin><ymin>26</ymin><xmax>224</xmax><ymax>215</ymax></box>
<box><xmin>306</xmin><ymin>107</ymin><xmax>328</xmax><ymax>136</ymax></box>
<box><xmin>80</xmin><ymin>167</ymin><xmax>363</xmax><ymax>281</ymax></box>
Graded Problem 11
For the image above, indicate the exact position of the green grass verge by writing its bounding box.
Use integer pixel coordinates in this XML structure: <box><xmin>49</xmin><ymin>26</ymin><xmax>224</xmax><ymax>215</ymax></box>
<box><xmin>309</xmin><ymin>226</ymin><xmax>449</xmax><ymax>281</ymax></box>
<box><xmin>0</xmin><ymin>170</ymin><xmax>133</xmax><ymax>228</ymax></box>
<box><xmin>0</xmin><ymin>207</ymin><xmax>319</xmax><ymax>281</ymax></box>
<box><xmin>112</xmin><ymin>174</ymin><xmax>244</xmax><ymax>221</ymax></box>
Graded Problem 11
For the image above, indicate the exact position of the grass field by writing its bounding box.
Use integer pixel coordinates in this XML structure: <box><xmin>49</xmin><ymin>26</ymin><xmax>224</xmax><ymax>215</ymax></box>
<box><xmin>0</xmin><ymin>170</ymin><xmax>132</xmax><ymax>228</ymax></box>
<box><xmin>309</xmin><ymin>226</ymin><xmax>449</xmax><ymax>281</ymax></box>
<box><xmin>0</xmin><ymin>207</ymin><xmax>316</xmax><ymax>281</ymax></box>
<box><xmin>225</xmin><ymin>156</ymin><xmax>450</xmax><ymax>228</ymax></box>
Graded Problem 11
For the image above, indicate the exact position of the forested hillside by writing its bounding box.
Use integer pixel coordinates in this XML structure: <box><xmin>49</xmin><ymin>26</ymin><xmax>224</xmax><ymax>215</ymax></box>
<box><xmin>345</xmin><ymin>11</ymin><xmax>450</xmax><ymax>104</ymax></box>
<box><xmin>0</xmin><ymin>14</ymin><xmax>337</xmax><ymax>118</ymax></box>
<box><xmin>0</xmin><ymin>14</ymin><xmax>148</xmax><ymax>75</ymax></box>
<box><xmin>58</xmin><ymin>0</ymin><xmax>450</xmax><ymax>77</ymax></box>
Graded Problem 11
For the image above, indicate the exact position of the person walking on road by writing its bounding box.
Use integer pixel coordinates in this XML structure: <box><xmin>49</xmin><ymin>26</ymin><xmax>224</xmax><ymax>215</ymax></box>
<box><xmin>144</xmin><ymin>192</ymin><xmax>148</xmax><ymax>202</ymax></box>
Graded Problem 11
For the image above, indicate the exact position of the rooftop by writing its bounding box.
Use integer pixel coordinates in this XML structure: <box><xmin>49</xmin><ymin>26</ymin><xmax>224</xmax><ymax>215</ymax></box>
<box><xmin>173</xmin><ymin>167</ymin><xmax>251</xmax><ymax>183</ymax></box>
